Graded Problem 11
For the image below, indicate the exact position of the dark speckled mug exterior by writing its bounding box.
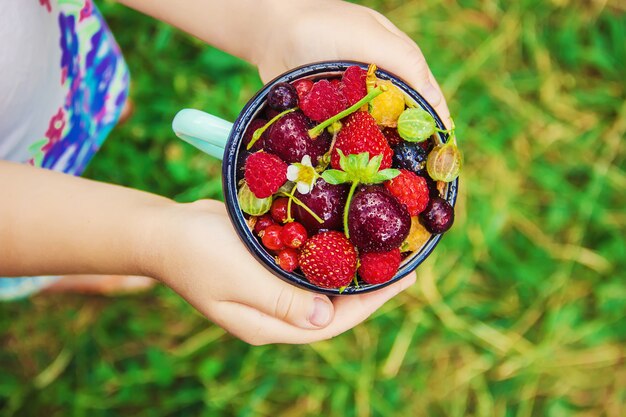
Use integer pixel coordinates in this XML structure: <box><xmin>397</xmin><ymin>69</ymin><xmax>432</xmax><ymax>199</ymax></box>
<box><xmin>222</xmin><ymin>61</ymin><xmax>458</xmax><ymax>295</ymax></box>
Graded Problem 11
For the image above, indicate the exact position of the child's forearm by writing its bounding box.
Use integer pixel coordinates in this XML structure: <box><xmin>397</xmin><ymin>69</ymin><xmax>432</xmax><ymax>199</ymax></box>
<box><xmin>116</xmin><ymin>0</ymin><xmax>282</xmax><ymax>66</ymax></box>
<box><xmin>0</xmin><ymin>161</ymin><xmax>172</xmax><ymax>277</ymax></box>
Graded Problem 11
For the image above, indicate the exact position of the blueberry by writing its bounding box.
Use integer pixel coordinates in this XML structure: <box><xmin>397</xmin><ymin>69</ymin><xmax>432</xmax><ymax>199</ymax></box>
<box><xmin>267</xmin><ymin>82</ymin><xmax>298</xmax><ymax>111</ymax></box>
<box><xmin>393</xmin><ymin>142</ymin><xmax>427</xmax><ymax>175</ymax></box>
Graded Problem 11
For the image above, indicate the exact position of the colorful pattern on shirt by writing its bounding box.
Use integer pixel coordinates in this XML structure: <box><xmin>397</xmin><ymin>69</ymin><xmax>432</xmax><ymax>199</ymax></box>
<box><xmin>28</xmin><ymin>0</ymin><xmax>129</xmax><ymax>176</ymax></box>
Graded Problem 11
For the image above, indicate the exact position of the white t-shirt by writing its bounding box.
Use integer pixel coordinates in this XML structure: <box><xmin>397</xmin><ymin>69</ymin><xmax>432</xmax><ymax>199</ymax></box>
<box><xmin>0</xmin><ymin>0</ymin><xmax>129</xmax><ymax>300</ymax></box>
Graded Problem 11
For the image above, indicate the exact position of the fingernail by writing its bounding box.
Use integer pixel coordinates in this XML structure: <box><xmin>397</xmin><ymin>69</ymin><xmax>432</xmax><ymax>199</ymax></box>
<box><xmin>309</xmin><ymin>297</ymin><xmax>332</xmax><ymax>327</ymax></box>
<box><xmin>421</xmin><ymin>82</ymin><xmax>441</xmax><ymax>107</ymax></box>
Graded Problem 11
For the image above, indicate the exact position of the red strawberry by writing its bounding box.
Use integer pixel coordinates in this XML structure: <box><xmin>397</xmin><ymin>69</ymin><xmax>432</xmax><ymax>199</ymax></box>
<box><xmin>340</xmin><ymin>66</ymin><xmax>367</xmax><ymax>106</ymax></box>
<box><xmin>298</xmin><ymin>231</ymin><xmax>358</xmax><ymax>288</ymax></box>
<box><xmin>384</xmin><ymin>169</ymin><xmax>430</xmax><ymax>215</ymax></box>
<box><xmin>244</xmin><ymin>152</ymin><xmax>287</xmax><ymax>198</ymax></box>
<box><xmin>331</xmin><ymin>111</ymin><xmax>393</xmax><ymax>169</ymax></box>
<box><xmin>358</xmin><ymin>249</ymin><xmax>401</xmax><ymax>284</ymax></box>
<box><xmin>382</xmin><ymin>127</ymin><xmax>404</xmax><ymax>148</ymax></box>
<box><xmin>300</xmin><ymin>80</ymin><xmax>347</xmax><ymax>123</ymax></box>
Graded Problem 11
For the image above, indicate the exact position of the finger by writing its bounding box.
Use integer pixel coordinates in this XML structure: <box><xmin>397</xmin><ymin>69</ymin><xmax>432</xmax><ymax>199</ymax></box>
<box><xmin>427</xmin><ymin>69</ymin><xmax>452</xmax><ymax>129</ymax></box>
<box><xmin>212</xmin><ymin>273</ymin><xmax>416</xmax><ymax>345</ymax></box>
<box><xmin>223</xmin><ymin>267</ymin><xmax>335</xmax><ymax>330</ymax></box>
<box><xmin>323</xmin><ymin>273</ymin><xmax>417</xmax><ymax>336</ymax></box>
<box><xmin>195</xmin><ymin>203</ymin><xmax>335</xmax><ymax>330</ymax></box>
<box><xmin>337</xmin><ymin>13</ymin><xmax>451</xmax><ymax>122</ymax></box>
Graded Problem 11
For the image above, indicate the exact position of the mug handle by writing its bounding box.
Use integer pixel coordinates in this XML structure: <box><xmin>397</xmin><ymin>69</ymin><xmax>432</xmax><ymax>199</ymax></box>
<box><xmin>172</xmin><ymin>109</ymin><xmax>234</xmax><ymax>161</ymax></box>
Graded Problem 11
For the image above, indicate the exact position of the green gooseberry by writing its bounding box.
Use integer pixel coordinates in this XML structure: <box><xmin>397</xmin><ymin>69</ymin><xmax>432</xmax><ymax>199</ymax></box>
<box><xmin>397</xmin><ymin>108</ymin><xmax>436</xmax><ymax>142</ymax></box>
<box><xmin>426</xmin><ymin>141</ymin><xmax>462</xmax><ymax>182</ymax></box>
<box><xmin>238</xmin><ymin>182</ymin><xmax>272</xmax><ymax>216</ymax></box>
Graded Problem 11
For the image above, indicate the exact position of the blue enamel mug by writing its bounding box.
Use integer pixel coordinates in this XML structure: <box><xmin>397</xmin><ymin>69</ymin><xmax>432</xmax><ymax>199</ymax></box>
<box><xmin>172</xmin><ymin>61</ymin><xmax>458</xmax><ymax>295</ymax></box>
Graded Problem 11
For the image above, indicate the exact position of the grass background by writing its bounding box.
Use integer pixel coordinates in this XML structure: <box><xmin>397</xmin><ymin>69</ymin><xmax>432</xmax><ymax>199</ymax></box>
<box><xmin>1</xmin><ymin>0</ymin><xmax>625</xmax><ymax>415</ymax></box>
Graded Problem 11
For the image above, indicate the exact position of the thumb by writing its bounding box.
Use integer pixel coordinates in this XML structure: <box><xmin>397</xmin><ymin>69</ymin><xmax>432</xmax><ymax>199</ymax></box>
<box><xmin>224</xmin><ymin>272</ymin><xmax>335</xmax><ymax>330</ymax></box>
<box><xmin>368</xmin><ymin>33</ymin><xmax>451</xmax><ymax>128</ymax></box>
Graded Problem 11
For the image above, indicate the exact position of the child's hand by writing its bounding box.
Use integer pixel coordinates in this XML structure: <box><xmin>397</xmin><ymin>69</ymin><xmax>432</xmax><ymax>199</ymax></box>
<box><xmin>151</xmin><ymin>200</ymin><xmax>415</xmax><ymax>345</ymax></box>
<box><xmin>255</xmin><ymin>0</ymin><xmax>452</xmax><ymax>127</ymax></box>
<box><xmin>120</xmin><ymin>0</ymin><xmax>451</xmax><ymax>127</ymax></box>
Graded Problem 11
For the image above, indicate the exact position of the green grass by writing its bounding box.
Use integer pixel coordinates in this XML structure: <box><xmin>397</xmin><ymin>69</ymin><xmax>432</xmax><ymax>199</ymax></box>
<box><xmin>1</xmin><ymin>0</ymin><xmax>625</xmax><ymax>416</ymax></box>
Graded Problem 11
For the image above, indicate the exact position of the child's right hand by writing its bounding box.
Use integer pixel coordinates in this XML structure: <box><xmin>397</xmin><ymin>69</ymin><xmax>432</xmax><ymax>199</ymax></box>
<box><xmin>150</xmin><ymin>200</ymin><xmax>416</xmax><ymax>345</ymax></box>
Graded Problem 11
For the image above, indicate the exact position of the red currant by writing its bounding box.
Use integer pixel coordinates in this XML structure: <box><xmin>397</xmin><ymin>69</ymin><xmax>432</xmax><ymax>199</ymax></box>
<box><xmin>253</xmin><ymin>214</ymin><xmax>275</xmax><ymax>236</ymax></box>
<box><xmin>292</xmin><ymin>79</ymin><xmax>313</xmax><ymax>101</ymax></box>
<box><xmin>261</xmin><ymin>224</ymin><xmax>285</xmax><ymax>251</ymax></box>
<box><xmin>270</xmin><ymin>198</ymin><xmax>289</xmax><ymax>224</ymax></box>
<box><xmin>277</xmin><ymin>248</ymin><xmax>299</xmax><ymax>272</ymax></box>
<box><xmin>280</xmin><ymin>222</ymin><xmax>308</xmax><ymax>249</ymax></box>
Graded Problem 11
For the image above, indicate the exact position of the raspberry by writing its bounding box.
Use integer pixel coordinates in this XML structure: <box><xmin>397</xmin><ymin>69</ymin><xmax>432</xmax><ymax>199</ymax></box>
<box><xmin>244</xmin><ymin>152</ymin><xmax>287</xmax><ymax>198</ymax></box>
<box><xmin>298</xmin><ymin>231</ymin><xmax>358</xmax><ymax>288</ymax></box>
<box><xmin>340</xmin><ymin>66</ymin><xmax>367</xmax><ymax>106</ymax></box>
<box><xmin>358</xmin><ymin>249</ymin><xmax>401</xmax><ymax>284</ymax></box>
<box><xmin>292</xmin><ymin>79</ymin><xmax>313</xmax><ymax>101</ymax></box>
<box><xmin>369</xmin><ymin>80</ymin><xmax>405</xmax><ymax>127</ymax></box>
<box><xmin>300</xmin><ymin>80</ymin><xmax>347</xmax><ymax>123</ymax></box>
<box><xmin>384</xmin><ymin>169</ymin><xmax>430</xmax><ymax>216</ymax></box>
<box><xmin>331</xmin><ymin>111</ymin><xmax>393</xmax><ymax>170</ymax></box>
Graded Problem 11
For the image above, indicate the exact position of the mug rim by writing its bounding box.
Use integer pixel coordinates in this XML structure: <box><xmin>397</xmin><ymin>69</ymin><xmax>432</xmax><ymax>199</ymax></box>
<box><xmin>222</xmin><ymin>61</ymin><xmax>458</xmax><ymax>295</ymax></box>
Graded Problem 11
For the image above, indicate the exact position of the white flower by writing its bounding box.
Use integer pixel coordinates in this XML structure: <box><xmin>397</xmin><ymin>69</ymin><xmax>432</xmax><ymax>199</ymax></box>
<box><xmin>286</xmin><ymin>155</ymin><xmax>319</xmax><ymax>194</ymax></box>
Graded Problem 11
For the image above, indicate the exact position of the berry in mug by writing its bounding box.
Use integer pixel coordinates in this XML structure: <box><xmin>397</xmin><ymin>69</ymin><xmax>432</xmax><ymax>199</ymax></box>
<box><xmin>237</xmin><ymin>64</ymin><xmax>461</xmax><ymax>290</ymax></box>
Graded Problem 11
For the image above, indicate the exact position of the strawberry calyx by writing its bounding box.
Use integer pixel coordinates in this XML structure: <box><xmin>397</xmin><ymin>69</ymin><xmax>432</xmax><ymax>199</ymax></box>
<box><xmin>321</xmin><ymin>150</ymin><xmax>400</xmax><ymax>238</ymax></box>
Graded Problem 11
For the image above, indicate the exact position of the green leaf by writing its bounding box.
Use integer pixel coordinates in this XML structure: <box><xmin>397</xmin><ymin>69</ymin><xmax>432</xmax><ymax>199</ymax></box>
<box><xmin>371</xmin><ymin>168</ymin><xmax>401</xmax><ymax>183</ymax></box>
<box><xmin>365</xmin><ymin>154</ymin><xmax>383</xmax><ymax>178</ymax></box>
<box><xmin>322</xmin><ymin>170</ymin><xmax>350</xmax><ymax>184</ymax></box>
<box><xmin>337</xmin><ymin>149</ymin><xmax>349</xmax><ymax>172</ymax></box>
<box><xmin>356</xmin><ymin>152</ymin><xmax>370</xmax><ymax>169</ymax></box>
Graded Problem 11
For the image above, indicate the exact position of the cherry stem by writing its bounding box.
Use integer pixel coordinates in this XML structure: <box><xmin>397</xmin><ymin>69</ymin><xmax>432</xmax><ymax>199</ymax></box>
<box><xmin>308</xmin><ymin>87</ymin><xmax>385</xmax><ymax>139</ymax></box>
<box><xmin>343</xmin><ymin>181</ymin><xmax>360</xmax><ymax>239</ymax></box>
<box><xmin>286</xmin><ymin>184</ymin><xmax>297</xmax><ymax>223</ymax></box>
<box><xmin>247</xmin><ymin>108</ymin><xmax>297</xmax><ymax>150</ymax></box>
<box><xmin>279</xmin><ymin>191</ymin><xmax>324</xmax><ymax>224</ymax></box>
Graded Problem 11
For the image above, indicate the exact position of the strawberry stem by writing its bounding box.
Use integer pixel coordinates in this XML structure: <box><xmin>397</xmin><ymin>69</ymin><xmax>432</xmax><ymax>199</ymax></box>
<box><xmin>343</xmin><ymin>181</ymin><xmax>360</xmax><ymax>239</ymax></box>
<box><xmin>247</xmin><ymin>108</ymin><xmax>296</xmax><ymax>150</ymax></box>
<box><xmin>308</xmin><ymin>87</ymin><xmax>385</xmax><ymax>139</ymax></box>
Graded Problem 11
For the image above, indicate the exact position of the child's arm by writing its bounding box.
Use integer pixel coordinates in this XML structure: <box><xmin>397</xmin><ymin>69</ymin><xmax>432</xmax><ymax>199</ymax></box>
<box><xmin>117</xmin><ymin>0</ymin><xmax>452</xmax><ymax>126</ymax></box>
<box><xmin>0</xmin><ymin>161</ymin><xmax>414</xmax><ymax>344</ymax></box>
